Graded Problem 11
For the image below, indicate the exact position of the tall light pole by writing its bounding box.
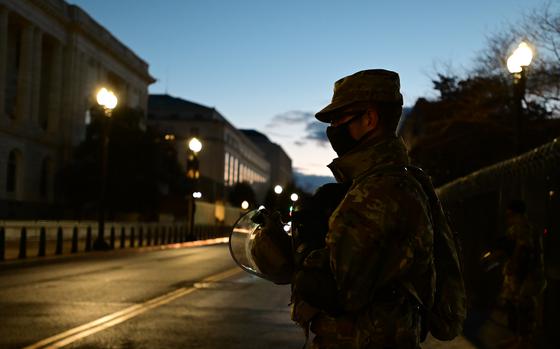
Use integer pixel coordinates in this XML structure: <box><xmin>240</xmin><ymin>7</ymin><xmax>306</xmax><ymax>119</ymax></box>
<box><xmin>507</xmin><ymin>41</ymin><xmax>534</xmax><ymax>155</ymax></box>
<box><xmin>186</xmin><ymin>137</ymin><xmax>202</xmax><ymax>237</ymax></box>
<box><xmin>94</xmin><ymin>87</ymin><xmax>118</xmax><ymax>250</ymax></box>
<box><xmin>272</xmin><ymin>185</ymin><xmax>283</xmax><ymax>212</ymax></box>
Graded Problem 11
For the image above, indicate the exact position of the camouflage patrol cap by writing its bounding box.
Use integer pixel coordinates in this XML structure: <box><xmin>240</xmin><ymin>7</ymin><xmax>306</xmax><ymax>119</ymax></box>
<box><xmin>315</xmin><ymin>69</ymin><xmax>403</xmax><ymax>123</ymax></box>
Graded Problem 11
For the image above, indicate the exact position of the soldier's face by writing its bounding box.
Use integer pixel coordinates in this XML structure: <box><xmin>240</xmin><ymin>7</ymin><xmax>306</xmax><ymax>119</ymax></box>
<box><xmin>330</xmin><ymin>109</ymin><xmax>379</xmax><ymax>141</ymax></box>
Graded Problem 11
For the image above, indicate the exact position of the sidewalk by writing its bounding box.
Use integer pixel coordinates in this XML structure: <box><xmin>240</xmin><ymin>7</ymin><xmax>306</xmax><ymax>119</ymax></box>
<box><xmin>464</xmin><ymin>308</ymin><xmax>555</xmax><ymax>349</ymax></box>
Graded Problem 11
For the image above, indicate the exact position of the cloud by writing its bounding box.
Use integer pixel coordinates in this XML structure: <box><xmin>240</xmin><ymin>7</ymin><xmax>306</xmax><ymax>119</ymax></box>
<box><xmin>266</xmin><ymin>111</ymin><xmax>314</xmax><ymax>128</ymax></box>
<box><xmin>304</xmin><ymin>121</ymin><xmax>329</xmax><ymax>145</ymax></box>
<box><xmin>267</xmin><ymin>110</ymin><xmax>329</xmax><ymax>146</ymax></box>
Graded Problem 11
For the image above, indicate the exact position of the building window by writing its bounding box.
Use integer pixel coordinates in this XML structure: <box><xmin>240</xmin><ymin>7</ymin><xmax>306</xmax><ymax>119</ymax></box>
<box><xmin>5</xmin><ymin>20</ymin><xmax>21</xmax><ymax>119</ymax></box>
<box><xmin>224</xmin><ymin>153</ymin><xmax>230</xmax><ymax>184</ymax></box>
<box><xmin>229</xmin><ymin>156</ymin><xmax>235</xmax><ymax>186</ymax></box>
<box><xmin>39</xmin><ymin>37</ymin><xmax>54</xmax><ymax>130</ymax></box>
<box><xmin>233</xmin><ymin>158</ymin><xmax>239</xmax><ymax>184</ymax></box>
<box><xmin>6</xmin><ymin>149</ymin><xmax>21</xmax><ymax>194</ymax></box>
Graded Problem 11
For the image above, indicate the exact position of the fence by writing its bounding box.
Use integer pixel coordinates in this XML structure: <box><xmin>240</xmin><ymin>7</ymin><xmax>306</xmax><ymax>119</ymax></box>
<box><xmin>435</xmin><ymin>137</ymin><xmax>560</xmax><ymax>341</ymax></box>
<box><xmin>0</xmin><ymin>221</ymin><xmax>232</xmax><ymax>261</ymax></box>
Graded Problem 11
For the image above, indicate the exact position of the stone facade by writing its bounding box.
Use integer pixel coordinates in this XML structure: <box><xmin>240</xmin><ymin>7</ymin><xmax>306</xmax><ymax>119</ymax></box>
<box><xmin>0</xmin><ymin>0</ymin><xmax>154</xmax><ymax>218</ymax></box>
<box><xmin>240</xmin><ymin>129</ymin><xmax>292</xmax><ymax>189</ymax></box>
<box><xmin>148</xmin><ymin>94</ymin><xmax>276</xmax><ymax>204</ymax></box>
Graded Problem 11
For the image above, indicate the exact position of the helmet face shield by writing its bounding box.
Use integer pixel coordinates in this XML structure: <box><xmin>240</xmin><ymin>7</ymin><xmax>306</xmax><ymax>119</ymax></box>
<box><xmin>229</xmin><ymin>209</ymin><xmax>264</xmax><ymax>277</ymax></box>
<box><xmin>229</xmin><ymin>209</ymin><xmax>293</xmax><ymax>284</ymax></box>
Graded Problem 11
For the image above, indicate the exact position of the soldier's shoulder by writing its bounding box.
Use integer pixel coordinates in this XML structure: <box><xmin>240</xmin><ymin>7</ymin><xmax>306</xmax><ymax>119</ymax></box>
<box><xmin>356</xmin><ymin>169</ymin><xmax>427</xmax><ymax>203</ymax></box>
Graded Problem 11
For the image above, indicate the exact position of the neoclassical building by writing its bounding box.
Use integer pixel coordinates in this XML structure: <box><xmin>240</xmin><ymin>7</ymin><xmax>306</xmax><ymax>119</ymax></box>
<box><xmin>0</xmin><ymin>0</ymin><xmax>154</xmax><ymax>218</ymax></box>
<box><xmin>147</xmin><ymin>94</ymin><xmax>278</xmax><ymax>204</ymax></box>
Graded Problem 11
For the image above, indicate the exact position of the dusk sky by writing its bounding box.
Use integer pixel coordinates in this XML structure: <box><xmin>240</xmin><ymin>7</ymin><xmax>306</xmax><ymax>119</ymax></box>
<box><xmin>71</xmin><ymin>0</ymin><xmax>544</xmax><ymax>177</ymax></box>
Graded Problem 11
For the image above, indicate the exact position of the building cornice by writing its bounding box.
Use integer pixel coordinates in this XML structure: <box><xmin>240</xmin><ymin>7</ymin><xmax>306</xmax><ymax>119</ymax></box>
<box><xmin>26</xmin><ymin>0</ymin><xmax>155</xmax><ymax>84</ymax></box>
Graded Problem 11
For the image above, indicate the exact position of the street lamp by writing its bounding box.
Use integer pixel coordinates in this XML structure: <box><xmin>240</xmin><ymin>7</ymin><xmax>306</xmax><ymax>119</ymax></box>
<box><xmin>94</xmin><ymin>87</ymin><xmax>118</xmax><ymax>250</ymax></box>
<box><xmin>290</xmin><ymin>193</ymin><xmax>299</xmax><ymax>202</ymax></box>
<box><xmin>274</xmin><ymin>185</ymin><xmax>283</xmax><ymax>194</ymax></box>
<box><xmin>507</xmin><ymin>41</ymin><xmax>534</xmax><ymax>154</ymax></box>
<box><xmin>186</xmin><ymin>137</ymin><xmax>203</xmax><ymax>237</ymax></box>
<box><xmin>241</xmin><ymin>200</ymin><xmax>249</xmax><ymax>210</ymax></box>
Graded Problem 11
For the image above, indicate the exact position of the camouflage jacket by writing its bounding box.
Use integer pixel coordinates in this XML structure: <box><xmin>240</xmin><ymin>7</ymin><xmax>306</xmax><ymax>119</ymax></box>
<box><xmin>322</xmin><ymin>135</ymin><xmax>436</xmax><ymax>348</ymax></box>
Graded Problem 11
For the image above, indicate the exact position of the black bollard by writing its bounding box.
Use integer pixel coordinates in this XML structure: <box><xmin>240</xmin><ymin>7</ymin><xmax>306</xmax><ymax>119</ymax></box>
<box><xmin>130</xmin><ymin>227</ymin><xmax>135</xmax><ymax>248</ymax></box>
<box><xmin>55</xmin><ymin>227</ymin><xmax>63</xmax><ymax>255</ymax></box>
<box><xmin>0</xmin><ymin>227</ymin><xmax>4</xmax><ymax>261</ymax></box>
<box><xmin>138</xmin><ymin>226</ymin><xmax>143</xmax><ymax>247</ymax></box>
<box><xmin>174</xmin><ymin>226</ymin><xmax>178</xmax><ymax>243</ymax></box>
<box><xmin>120</xmin><ymin>227</ymin><xmax>125</xmax><ymax>249</ymax></box>
<box><xmin>110</xmin><ymin>226</ymin><xmax>115</xmax><ymax>249</ymax></box>
<box><xmin>38</xmin><ymin>227</ymin><xmax>46</xmax><ymax>257</ymax></box>
<box><xmin>160</xmin><ymin>227</ymin><xmax>166</xmax><ymax>245</ymax></box>
<box><xmin>71</xmin><ymin>227</ymin><xmax>78</xmax><ymax>253</ymax></box>
<box><xmin>146</xmin><ymin>227</ymin><xmax>152</xmax><ymax>246</ymax></box>
<box><xmin>85</xmin><ymin>226</ymin><xmax>92</xmax><ymax>251</ymax></box>
<box><xmin>167</xmin><ymin>226</ymin><xmax>173</xmax><ymax>244</ymax></box>
<box><xmin>19</xmin><ymin>227</ymin><xmax>27</xmax><ymax>259</ymax></box>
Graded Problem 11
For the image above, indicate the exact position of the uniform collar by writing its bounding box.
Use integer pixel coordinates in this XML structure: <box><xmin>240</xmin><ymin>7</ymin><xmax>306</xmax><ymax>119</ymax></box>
<box><xmin>327</xmin><ymin>135</ymin><xmax>410</xmax><ymax>183</ymax></box>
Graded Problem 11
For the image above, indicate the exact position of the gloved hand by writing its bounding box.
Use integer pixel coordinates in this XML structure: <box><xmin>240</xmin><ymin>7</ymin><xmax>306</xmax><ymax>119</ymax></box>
<box><xmin>293</xmin><ymin>247</ymin><xmax>340</xmax><ymax>314</ymax></box>
<box><xmin>249</xmin><ymin>209</ymin><xmax>294</xmax><ymax>284</ymax></box>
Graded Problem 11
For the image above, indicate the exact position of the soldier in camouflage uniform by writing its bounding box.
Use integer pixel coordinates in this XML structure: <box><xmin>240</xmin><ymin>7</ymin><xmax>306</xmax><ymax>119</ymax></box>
<box><xmin>500</xmin><ymin>200</ymin><xmax>546</xmax><ymax>347</ymax></box>
<box><xmin>291</xmin><ymin>69</ymin><xmax>436</xmax><ymax>349</ymax></box>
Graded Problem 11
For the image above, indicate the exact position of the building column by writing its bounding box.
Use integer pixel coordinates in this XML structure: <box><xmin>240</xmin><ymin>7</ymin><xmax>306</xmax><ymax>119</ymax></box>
<box><xmin>0</xmin><ymin>7</ymin><xmax>9</xmax><ymax>119</ymax></box>
<box><xmin>48</xmin><ymin>41</ymin><xmax>63</xmax><ymax>132</ymax></box>
<box><xmin>16</xmin><ymin>22</ymin><xmax>34</xmax><ymax>122</ymax></box>
<box><xmin>31</xmin><ymin>27</ymin><xmax>43</xmax><ymax>125</ymax></box>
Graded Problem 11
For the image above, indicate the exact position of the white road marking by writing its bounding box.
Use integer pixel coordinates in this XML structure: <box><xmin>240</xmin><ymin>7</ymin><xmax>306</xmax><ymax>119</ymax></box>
<box><xmin>22</xmin><ymin>267</ymin><xmax>241</xmax><ymax>349</ymax></box>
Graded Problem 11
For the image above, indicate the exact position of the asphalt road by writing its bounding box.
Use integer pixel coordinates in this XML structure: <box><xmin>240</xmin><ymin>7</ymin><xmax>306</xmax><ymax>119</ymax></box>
<box><xmin>0</xmin><ymin>243</ymin><xmax>476</xmax><ymax>349</ymax></box>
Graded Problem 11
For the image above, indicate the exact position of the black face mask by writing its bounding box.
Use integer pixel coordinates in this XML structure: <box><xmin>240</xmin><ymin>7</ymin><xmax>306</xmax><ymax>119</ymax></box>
<box><xmin>326</xmin><ymin>115</ymin><xmax>362</xmax><ymax>156</ymax></box>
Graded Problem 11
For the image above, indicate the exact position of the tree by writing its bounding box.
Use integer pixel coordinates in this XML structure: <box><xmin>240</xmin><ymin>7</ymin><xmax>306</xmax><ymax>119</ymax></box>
<box><xmin>474</xmin><ymin>2</ymin><xmax>560</xmax><ymax>115</ymax></box>
<box><xmin>401</xmin><ymin>3</ymin><xmax>560</xmax><ymax>186</ymax></box>
<box><xmin>58</xmin><ymin>106</ymin><xmax>188</xmax><ymax>220</ymax></box>
<box><xmin>227</xmin><ymin>182</ymin><xmax>256</xmax><ymax>208</ymax></box>
<box><xmin>403</xmin><ymin>73</ymin><xmax>560</xmax><ymax>186</ymax></box>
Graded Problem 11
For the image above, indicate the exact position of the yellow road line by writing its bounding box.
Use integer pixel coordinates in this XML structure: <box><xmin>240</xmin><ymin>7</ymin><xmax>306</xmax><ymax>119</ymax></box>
<box><xmin>22</xmin><ymin>267</ymin><xmax>241</xmax><ymax>349</ymax></box>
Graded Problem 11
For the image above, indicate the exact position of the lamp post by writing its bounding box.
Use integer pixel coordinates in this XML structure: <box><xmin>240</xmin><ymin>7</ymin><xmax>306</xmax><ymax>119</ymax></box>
<box><xmin>94</xmin><ymin>87</ymin><xmax>118</xmax><ymax>250</ymax></box>
<box><xmin>186</xmin><ymin>137</ymin><xmax>202</xmax><ymax>237</ymax></box>
<box><xmin>272</xmin><ymin>185</ymin><xmax>283</xmax><ymax>212</ymax></box>
<box><xmin>507</xmin><ymin>41</ymin><xmax>534</xmax><ymax>155</ymax></box>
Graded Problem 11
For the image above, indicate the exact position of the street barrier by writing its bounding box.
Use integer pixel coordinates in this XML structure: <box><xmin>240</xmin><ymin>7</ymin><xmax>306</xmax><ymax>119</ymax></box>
<box><xmin>0</xmin><ymin>227</ymin><xmax>5</xmax><ymax>261</ymax></box>
<box><xmin>56</xmin><ymin>227</ymin><xmax>63</xmax><ymax>255</ymax></box>
<box><xmin>71</xmin><ymin>227</ymin><xmax>78</xmax><ymax>253</ymax></box>
<box><xmin>38</xmin><ymin>227</ymin><xmax>46</xmax><ymax>257</ymax></box>
<box><xmin>19</xmin><ymin>228</ymin><xmax>26</xmax><ymax>259</ymax></box>
<box><xmin>0</xmin><ymin>221</ymin><xmax>232</xmax><ymax>261</ymax></box>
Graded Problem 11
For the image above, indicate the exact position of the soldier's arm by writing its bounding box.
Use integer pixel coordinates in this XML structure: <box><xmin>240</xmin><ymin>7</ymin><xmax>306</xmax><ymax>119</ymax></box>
<box><xmin>325</xmin><ymin>177</ymin><xmax>418</xmax><ymax>313</ymax></box>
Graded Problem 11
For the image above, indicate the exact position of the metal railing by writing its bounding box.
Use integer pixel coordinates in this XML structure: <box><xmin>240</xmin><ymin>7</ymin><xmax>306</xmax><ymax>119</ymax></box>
<box><xmin>0</xmin><ymin>221</ymin><xmax>231</xmax><ymax>261</ymax></box>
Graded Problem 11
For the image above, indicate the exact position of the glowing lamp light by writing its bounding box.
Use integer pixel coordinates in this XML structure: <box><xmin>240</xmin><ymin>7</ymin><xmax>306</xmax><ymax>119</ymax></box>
<box><xmin>241</xmin><ymin>200</ymin><xmax>249</xmax><ymax>210</ymax></box>
<box><xmin>192</xmin><ymin>192</ymin><xmax>202</xmax><ymax>199</ymax></box>
<box><xmin>274</xmin><ymin>185</ymin><xmax>283</xmax><ymax>194</ymax></box>
<box><xmin>283</xmin><ymin>222</ymin><xmax>292</xmax><ymax>233</ymax></box>
<box><xmin>507</xmin><ymin>42</ymin><xmax>534</xmax><ymax>74</ymax></box>
<box><xmin>258</xmin><ymin>205</ymin><xmax>266</xmax><ymax>210</ymax></box>
<box><xmin>96</xmin><ymin>87</ymin><xmax>118</xmax><ymax>110</ymax></box>
<box><xmin>188</xmin><ymin>137</ymin><xmax>202</xmax><ymax>153</ymax></box>
<box><xmin>290</xmin><ymin>193</ymin><xmax>299</xmax><ymax>202</ymax></box>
